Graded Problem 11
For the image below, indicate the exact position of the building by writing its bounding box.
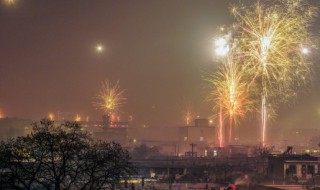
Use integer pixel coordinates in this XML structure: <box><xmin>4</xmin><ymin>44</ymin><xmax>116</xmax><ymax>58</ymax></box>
<box><xmin>178</xmin><ymin>119</ymin><xmax>216</xmax><ymax>157</ymax></box>
<box><xmin>268</xmin><ymin>154</ymin><xmax>320</xmax><ymax>183</ymax></box>
<box><xmin>178</xmin><ymin>119</ymin><xmax>215</xmax><ymax>143</ymax></box>
<box><xmin>92</xmin><ymin>114</ymin><xmax>129</xmax><ymax>145</ymax></box>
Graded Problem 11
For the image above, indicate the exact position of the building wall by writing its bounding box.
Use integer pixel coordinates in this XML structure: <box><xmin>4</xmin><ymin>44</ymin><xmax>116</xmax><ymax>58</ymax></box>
<box><xmin>94</xmin><ymin>127</ymin><xmax>128</xmax><ymax>144</ymax></box>
<box><xmin>179</xmin><ymin>126</ymin><xmax>216</xmax><ymax>144</ymax></box>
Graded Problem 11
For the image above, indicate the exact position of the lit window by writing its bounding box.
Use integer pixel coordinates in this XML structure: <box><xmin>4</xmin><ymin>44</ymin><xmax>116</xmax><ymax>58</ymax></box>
<box><xmin>184</xmin><ymin>137</ymin><xmax>187</xmax><ymax>141</ymax></box>
<box><xmin>200</xmin><ymin>137</ymin><xmax>204</xmax><ymax>141</ymax></box>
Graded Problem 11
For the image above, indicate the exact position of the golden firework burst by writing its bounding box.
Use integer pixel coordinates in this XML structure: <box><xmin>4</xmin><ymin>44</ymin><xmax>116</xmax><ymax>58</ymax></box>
<box><xmin>93</xmin><ymin>80</ymin><xmax>126</xmax><ymax>114</ymax></box>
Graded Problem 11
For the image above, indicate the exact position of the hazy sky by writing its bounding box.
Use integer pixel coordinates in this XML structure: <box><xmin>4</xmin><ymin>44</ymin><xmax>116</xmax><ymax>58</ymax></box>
<box><xmin>0</xmin><ymin>0</ymin><xmax>320</xmax><ymax>139</ymax></box>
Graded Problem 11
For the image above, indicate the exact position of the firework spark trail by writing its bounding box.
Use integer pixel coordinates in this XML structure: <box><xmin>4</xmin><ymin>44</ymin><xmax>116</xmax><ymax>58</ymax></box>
<box><xmin>185</xmin><ymin>111</ymin><xmax>192</xmax><ymax>125</ymax></box>
<box><xmin>262</xmin><ymin>95</ymin><xmax>266</xmax><ymax>146</ymax></box>
<box><xmin>180</xmin><ymin>98</ymin><xmax>194</xmax><ymax>126</ymax></box>
<box><xmin>219</xmin><ymin>102</ymin><xmax>224</xmax><ymax>147</ymax></box>
<box><xmin>93</xmin><ymin>80</ymin><xmax>126</xmax><ymax>116</ymax></box>
<box><xmin>231</xmin><ymin>0</ymin><xmax>316</xmax><ymax>146</ymax></box>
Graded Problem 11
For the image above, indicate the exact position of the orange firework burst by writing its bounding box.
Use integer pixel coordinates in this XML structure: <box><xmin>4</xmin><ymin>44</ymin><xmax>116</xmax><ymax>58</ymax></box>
<box><xmin>208</xmin><ymin>48</ymin><xmax>256</xmax><ymax>145</ymax></box>
<box><xmin>209</xmin><ymin>57</ymin><xmax>256</xmax><ymax>124</ymax></box>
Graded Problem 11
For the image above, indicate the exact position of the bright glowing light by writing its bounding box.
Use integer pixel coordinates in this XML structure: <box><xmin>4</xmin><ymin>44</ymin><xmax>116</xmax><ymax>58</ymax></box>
<box><xmin>215</xmin><ymin>46</ymin><xmax>230</xmax><ymax>56</ymax></box>
<box><xmin>186</xmin><ymin>111</ymin><xmax>192</xmax><ymax>125</ymax></box>
<box><xmin>48</xmin><ymin>113</ymin><xmax>54</xmax><ymax>121</ymax></box>
<box><xmin>4</xmin><ymin>0</ymin><xmax>15</xmax><ymax>5</ymax></box>
<box><xmin>215</xmin><ymin>37</ymin><xmax>230</xmax><ymax>56</ymax></box>
<box><xmin>260</xmin><ymin>35</ymin><xmax>272</xmax><ymax>64</ymax></box>
<box><xmin>95</xmin><ymin>44</ymin><xmax>103</xmax><ymax>52</ymax></box>
<box><xmin>302</xmin><ymin>47</ymin><xmax>310</xmax><ymax>55</ymax></box>
<box><xmin>93</xmin><ymin>80</ymin><xmax>126</xmax><ymax>114</ymax></box>
<box><xmin>75</xmin><ymin>114</ymin><xmax>81</xmax><ymax>122</ymax></box>
<box><xmin>215</xmin><ymin>38</ymin><xmax>227</xmax><ymax>47</ymax></box>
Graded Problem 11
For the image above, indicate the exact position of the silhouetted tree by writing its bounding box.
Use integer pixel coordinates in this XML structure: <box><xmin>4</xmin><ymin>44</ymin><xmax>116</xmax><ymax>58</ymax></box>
<box><xmin>252</xmin><ymin>145</ymin><xmax>274</xmax><ymax>177</ymax></box>
<box><xmin>252</xmin><ymin>145</ymin><xmax>274</xmax><ymax>158</ymax></box>
<box><xmin>0</xmin><ymin>119</ymin><xmax>136</xmax><ymax>190</ymax></box>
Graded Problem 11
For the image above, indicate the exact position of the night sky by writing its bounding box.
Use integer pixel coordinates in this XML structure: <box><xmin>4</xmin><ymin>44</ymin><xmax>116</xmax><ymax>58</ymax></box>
<box><xmin>0</xmin><ymin>0</ymin><xmax>320</xmax><ymax>141</ymax></box>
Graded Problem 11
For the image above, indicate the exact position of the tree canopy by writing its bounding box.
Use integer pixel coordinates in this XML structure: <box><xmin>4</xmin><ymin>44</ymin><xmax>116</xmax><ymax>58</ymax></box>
<box><xmin>0</xmin><ymin>119</ymin><xmax>136</xmax><ymax>190</ymax></box>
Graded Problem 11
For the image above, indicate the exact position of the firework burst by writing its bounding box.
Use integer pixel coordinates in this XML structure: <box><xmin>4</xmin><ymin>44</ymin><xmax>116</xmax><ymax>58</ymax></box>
<box><xmin>208</xmin><ymin>0</ymin><xmax>316</xmax><ymax>146</ymax></box>
<box><xmin>208</xmin><ymin>53</ymin><xmax>256</xmax><ymax>144</ymax></box>
<box><xmin>231</xmin><ymin>0</ymin><xmax>316</xmax><ymax>145</ymax></box>
<box><xmin>93</xmin><ymin>80</ymin><xmax>126</xmax><ymax>114</ymax></box>
<box><xmin>209</xmin><ymin>29</ymin><xmax>257</xmax><ymax>146</ymax></box>
<box><xmin>180</xmin><ymin>98</ymin><xmax>195</xmax><ymax>126</ymax></box>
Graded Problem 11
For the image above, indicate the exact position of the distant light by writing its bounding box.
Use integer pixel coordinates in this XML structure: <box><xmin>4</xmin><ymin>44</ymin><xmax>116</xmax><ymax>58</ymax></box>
<box><xmin>48</xmin><ymin>113</ymin><xmax>54</xmax><ymax>121</ymax></box>
<box><xmin>209</xmin><ymin>119</ymin><xmax>213</xmax><ymax>124</ymax></box>
<box><xmin>75</xmin><ymin>114</ymin><xmax>81</xmax><ymax>122</ymax></box>
<box><xmin>95</xmin><ymin>44</ymin><xmax>103</xmax><ymax>53</ymax></box>
<box><xmin>302</xmin><ymin>47</ymin><xmax>310</xmax><ymax>55</ymax></box>
<box><xmin>213</xmin><ymin>150</ymin><xmax>218</xmax><ymax>157</ymax></box>
<box><xmin>4</xmin><ymin>0</ymin><xmax>15</xmax><ymax>5</ymax></box>
<box><xmin>133</xmin><ymin>139</ymin><xmax>137</xmax><ymax>143</ymax></box>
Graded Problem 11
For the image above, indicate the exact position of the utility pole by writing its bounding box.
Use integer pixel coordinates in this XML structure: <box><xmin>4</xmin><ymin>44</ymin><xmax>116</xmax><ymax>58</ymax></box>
<box><xmin>190</xmin><ymin>143</ymin><xmax>197</xmax><ymax>157</ymax></box>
